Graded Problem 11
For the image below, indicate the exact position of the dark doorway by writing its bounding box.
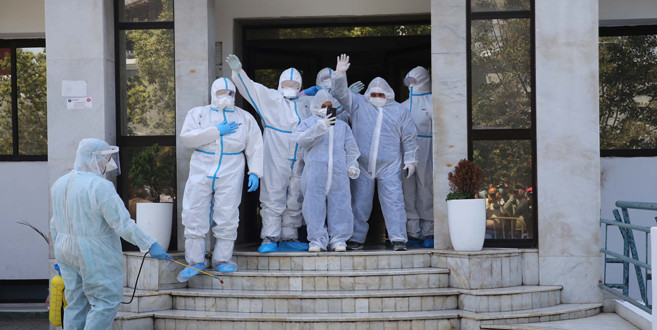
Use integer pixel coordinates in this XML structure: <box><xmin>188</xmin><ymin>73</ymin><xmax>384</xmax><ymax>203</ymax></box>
<box><xmin>236</xmin><ymin>20</ymin><xmax>431</xmax><ymax>245</ymax></box>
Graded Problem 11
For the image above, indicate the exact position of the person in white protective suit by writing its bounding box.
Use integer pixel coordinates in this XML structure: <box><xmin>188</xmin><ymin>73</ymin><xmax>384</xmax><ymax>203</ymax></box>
<box><xmin>300</xmin><ymin>67</ymin><xmax>365</xmax><ymax>124</ymax></box>
<box><xmin>226</xmin><ymin>54</ymin><xmax>311</xmax><ymax>253</ymax></box>
<box><xmin>178</xmin><ymin>77</ymin><xmax>264</xmax><ymax>279</ymax></box>
<box><xmin>296</xmin><ymin>90</ymin><xmax>361</xmax><ymax>252</ymax></box>
<box><xmin>329</xmin><ymin>54</ymin><xmax>419</xmax><ymax>252</ymax></box>
<box><xmin>401</xmin><ymin>66</ymin><xmax>435</xmax><ymax>248</ymax></box>
<box><xmin>50</xmin><ymin>138</ymin><xmax>171</xmax><ymax>330</ymax></box>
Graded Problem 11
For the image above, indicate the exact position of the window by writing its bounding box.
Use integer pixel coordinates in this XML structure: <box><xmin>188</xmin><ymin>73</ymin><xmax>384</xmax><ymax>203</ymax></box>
<box><xmin>467</xmin><ymin>0</ymin><xmax>536</xmax><ymax>246</ymax></box>
<box><xmin>599</xmin><ymin>25</ymin><xmax>657</xmax><ymax>157</ymax></box>
<box><xmin>0</xmin><ymin>39</ymin><xmax>46</xmax><ymax>161</ymax></box>
<box><xmin>114</xmin><ymin>0</ymin><xmax>176</xmax><ymax>250</ymax></box>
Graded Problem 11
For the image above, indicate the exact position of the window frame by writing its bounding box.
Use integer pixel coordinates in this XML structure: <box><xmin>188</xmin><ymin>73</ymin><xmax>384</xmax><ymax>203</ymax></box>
<box><xmin>466</xmin><ymin>0</ymin><xmax>537</xmax><ymax>248</ymax></box>
<box><xmin>599</xmin><ymin>24</ymin><xmax>657</xmax><ymax>158</ymax></box>
<box><xmin>0</xmin><ymin>39</ymin><xmax>47</xmax><ymax>161</ymax></box>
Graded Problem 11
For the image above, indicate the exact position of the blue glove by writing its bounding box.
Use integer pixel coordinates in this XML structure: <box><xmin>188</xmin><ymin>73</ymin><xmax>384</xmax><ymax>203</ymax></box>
<box><xmin>247</xmin><ymin>173</ymin><xmax>259</xmax><ymax>192</ymax></box>
<box><xmin>216</xmin><ymin>120</ymin><xmax>239</xmax><ymax>135</ymax></box>
<box><xmin>302</xmin><ymin>86</ymin><xmax>321</xmax><ymax>96</ymax></box>
<box><xmin>149</xmin><ymin>242</ymin><xmax>171</xmax><ymax>260</ymax></box>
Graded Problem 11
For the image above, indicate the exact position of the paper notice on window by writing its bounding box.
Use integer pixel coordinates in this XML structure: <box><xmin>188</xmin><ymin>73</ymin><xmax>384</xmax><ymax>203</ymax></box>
<box><xmin>67</xmin><ymin>97</ymin><xmax>92</xmax><ymax>110</ymax></box>
<box><xmin>61</xmin><ymin>80</ymin><xmax>87</xmax><ymax>96</ymax></box>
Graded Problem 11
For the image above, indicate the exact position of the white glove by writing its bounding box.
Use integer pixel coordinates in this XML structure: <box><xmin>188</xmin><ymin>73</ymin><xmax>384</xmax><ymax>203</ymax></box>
<box><xmin>225</xmin><ymin>54</ymin><xmax>242</xmax><ymax>72</ymax></box>
<box><xmin>347</xmin><ymin>167</ymin><xmax>360</xmax><ymax>179</ymax></box>
<box><xmin>319</xmin><ymin>113</ymin><xmax>337</xmax><ymax>128</ymax></box>
<box><xmin>403</xmin><ymin>163</ymin><xmax>416</xmax><ymax>178</ymax></box>
<box><xmin>348</xmin><ymin>81</ymin><xmax>364</xmax><ymax>94</ymax></box>
<box><xmin>336</xmin><ymin>54</ymin><xmax>350</xmax><ymax>74</ymax></box>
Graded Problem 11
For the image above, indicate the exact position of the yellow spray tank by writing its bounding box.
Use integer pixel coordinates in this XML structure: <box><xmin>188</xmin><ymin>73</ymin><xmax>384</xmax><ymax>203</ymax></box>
<box><xmin>49</xmin><ymin>264</ymin><xmax>67</xmax><ymax>327</ymax></box>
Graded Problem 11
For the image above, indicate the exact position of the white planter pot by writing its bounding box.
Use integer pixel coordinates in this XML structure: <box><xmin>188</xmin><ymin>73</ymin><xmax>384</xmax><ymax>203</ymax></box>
<box><xmin>136</xmin><ymin>202</ymin><xmax>173</xmax><ymax>252</ymax></box>
<box><xmin>447</xmin><ymin>199</ymin><xmax>486</xmax><ymax>252</ymax></box>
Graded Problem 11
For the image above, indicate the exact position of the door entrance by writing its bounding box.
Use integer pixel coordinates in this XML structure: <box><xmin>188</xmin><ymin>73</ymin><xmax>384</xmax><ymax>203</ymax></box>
<box><xmin>236</xmin><ymin>21</ymin><xmax>431</xmax><ymax>246</ymax></box>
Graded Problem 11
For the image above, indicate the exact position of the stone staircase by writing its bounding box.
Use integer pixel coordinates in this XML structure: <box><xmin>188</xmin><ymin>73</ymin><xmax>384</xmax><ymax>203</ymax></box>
<box><xmin>113</xmin><ymin>248</ymin><xmax>602</xmax><ymax>329</ymax></box>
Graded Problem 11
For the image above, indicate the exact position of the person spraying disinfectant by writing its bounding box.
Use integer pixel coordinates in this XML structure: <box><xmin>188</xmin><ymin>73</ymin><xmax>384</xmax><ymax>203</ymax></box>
<box><xmin>50</xmin><ymin>138</ymin><xmax>171</xmax><ymax>330</ymax></box>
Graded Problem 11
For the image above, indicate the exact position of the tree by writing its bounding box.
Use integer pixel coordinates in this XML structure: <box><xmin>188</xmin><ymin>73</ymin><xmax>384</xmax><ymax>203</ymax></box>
<box><xmin>0</xmin><ymin>48</ymin><xmax>47</xmax><ymax>155</ymax></box>
<box><xmin>124</xmin><ymin>0</ymin><xmax>175</xmax><ymax>136</ymax></box>
<box><xmin>469</xmin><ymin>0</ymin><xmax>533</xmax><ymax>190</ymax></box>
<box><xmin>599</xmin><ymin>35</ymin><xmax>657</xmax><ymax>149</ymax></box>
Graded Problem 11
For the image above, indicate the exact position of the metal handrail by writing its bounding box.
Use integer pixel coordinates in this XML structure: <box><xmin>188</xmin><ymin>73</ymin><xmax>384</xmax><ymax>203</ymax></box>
<box><xmin>600</xmin><ymin>202</ymin><xmax>654</xmax><ymax>313</ymax></box>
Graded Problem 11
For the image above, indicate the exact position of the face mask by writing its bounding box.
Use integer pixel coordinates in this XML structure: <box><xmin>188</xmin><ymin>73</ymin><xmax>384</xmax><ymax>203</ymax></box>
<box><xmin>213</xmin><ymin>95</ymin><xmax>234</xmax><ymax>108</ymax></box>
<box><xmin>313</xmin><ymin>107</ymin><xmax>328</xmax><ymax>117</ymax></box>
<box><xmin>106</xmin><ymin>158</ymin><xmax>118</xmax><ymax>172</ymax></box>
<box><xmin>320</xmin><ymin>80</ymin><xmax>332</xmax><ymax>91</ymax></box>
<box><xmin>282</xmin><ymin>87</ymin><xmax>298</xmax><ymax>98</ymax></box>
<box><xmin>370</xmin><ymin>97</ymin><xmax>387</xmax><ymax>108</ymax></box>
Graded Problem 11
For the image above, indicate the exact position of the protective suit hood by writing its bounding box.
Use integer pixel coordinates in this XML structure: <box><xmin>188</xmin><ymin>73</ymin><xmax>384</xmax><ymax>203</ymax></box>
<box><xmin>316</xmin><ymin>67</ymin><xmax>333</xmax><ymax>91</ymax></box>
<box><xmin>211</xmin><ymin>77</ymin><xmax>236</xmax><ymax>108</ymax></box>
<box><xmin>404</xmin><ymin>66</ymin><xmax>431</xmax><ymax>94</ymax></box>
<box><xmin>365</xmin><ymin>77</ymin><xmax>395</xmax><ymax>107</ymax></box>
<box><xmin>278</xmin><ymin>67</ymin><xmax>302</xmax><ymax>98</ymax></box>
<box><xmin>309</xmin><ymin>90</ymin><xmax>336</xmax><ymax>117</ymax></box>
<box><xmin>74</xmin><ymin>138</ymin><xmax>115</xmax><ymax>175</ymax></box>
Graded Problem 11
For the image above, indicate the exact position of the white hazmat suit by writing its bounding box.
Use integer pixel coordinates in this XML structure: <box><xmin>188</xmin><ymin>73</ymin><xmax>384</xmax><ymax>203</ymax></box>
<box><xmin>401</xmin><ymin>66</ymin><xmax>434</xmax><ymax>240</ymax></box>
<box><xmin>50</xmin><ymin>138</ymin><xmax>162</xmax><ymax>329</ymax></box>
<box><xmin>180</xmin><ymin>77</ymin><xmax>264</xmax><ymax>269</ymax></box>
<box><xmin>231</xmin><ymin>63</ymin><xmax>311</xmax><ymax>247</ymax></box>
<box><xmin>331</xmin><ymin>70</ymin><xmax>418</xmax><ymax>246</ymax></box>
<box><xmin>296</xmin><ymin>90</ymin><xmax>361</xmax><ymax>250</ymax></box>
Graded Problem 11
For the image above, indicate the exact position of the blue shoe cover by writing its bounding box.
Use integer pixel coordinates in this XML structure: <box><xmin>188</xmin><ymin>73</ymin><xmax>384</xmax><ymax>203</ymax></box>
<box><xmin>258</xmin><ymin>242</ymin><xmax>279</xmax><ymax>253</ymax></box>
<box><xmin>278</xmin><ymin>241</ymin><xmax>309</xmax><ymax>251</ymax></box>
<box><xmin>216</xmin><ymin>263</ymin><xmax>237</xmax><ymax>273</ymax></box>
<box><xmin>176</xmin><ymin>263</ymin><xmax>206</xmax><ymax>282</ymax></box>
<box><xmin>407</xmin><ymin>239</ymin><xmax>423</xmax><ymax>248</ymax></box>
<box><xmin>422</xmin><ymin>238</ymin><xmax>434</xmax><ymax>248</ymax></box>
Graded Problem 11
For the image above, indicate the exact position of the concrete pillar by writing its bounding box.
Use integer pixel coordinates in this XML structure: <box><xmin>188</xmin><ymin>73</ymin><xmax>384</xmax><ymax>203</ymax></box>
<box><xmin>45</xmin><ymin>0</ymin><xmax>116</xmax><ymax>187</ymax></box>
<box><xmin>45</xmin><ymin>0</ymin><xmax>116</xmax><ymax>261</ymax></box>
<box><xmin>430</xmin><ymin>0</ymin><xmax>468</xmax><ymax>250</ymax></box>
<box><xmin>535</xmin><ymin>0</ymin><xmax>602</xmax><ymax>303</ymax></box>
<box><xmin>174</xmin><ymin>0</ymin><xmax>216</xmax><ymax>251</ymax></box>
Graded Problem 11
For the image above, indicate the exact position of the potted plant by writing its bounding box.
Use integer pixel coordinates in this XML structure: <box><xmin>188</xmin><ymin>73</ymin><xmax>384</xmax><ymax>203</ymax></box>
<box><xmin>446</xmin><ymin>159</ymin><xmax>486</xmax><ymax>251</ymax></box>
<box><xmin>129</xmin><ymin>144</ymin><xmax>175</xmax><ymax>252</ymax></box>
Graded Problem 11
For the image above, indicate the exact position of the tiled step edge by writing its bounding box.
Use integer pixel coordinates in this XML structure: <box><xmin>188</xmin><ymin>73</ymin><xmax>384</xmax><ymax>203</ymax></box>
<box><xmin>170</xmin><ymin>288</ymin><xmax>460</xmax><ymax>313</ymax></box>
<box><xmin>119</xmin><ymin>289</ymin><xmax>172</xmax><ymax>313</ymax></box>
<box><xmin>460</xmin><ymin>303</ymin><xmax>602</xmax><ymax>328</ymax></box>
<box><xmin>151</xmin><ymin>309</ymin><xmax>461</xmax><ymax>322</ymax></box>
<box><xmin>459</xmin><ymin>285</ymin><xmax>563</xmax><ymax>313</ymax></box>
<box><xmin>233</xmin><ymin>249</ymin><xmax>434</xmax><ymax>271</ymax></box>
<box><xmin>188</xmin><ymin>268</ymin><xmax>450</xmax><ymax>291</ymax></box>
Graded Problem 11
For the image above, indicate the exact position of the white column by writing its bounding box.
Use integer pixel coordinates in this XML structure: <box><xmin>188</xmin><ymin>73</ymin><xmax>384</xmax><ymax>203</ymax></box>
<box><xmin>535</xmin><ymin>0</ymin><xmax>602</xmax><ymax>303</ymax></box>
<box><xmin>174</xmin><ymin>0</ymin><xmax>215</xmax><ymax>250</ymax></box>
<box><xmin>45</xmin><ymin>0</ymin><xmax>116</xmax><ymax>187</ymax></box>
<box><xmin>430</xmin><ymin>0</ymin><xmax>468</xmax><ymax>250</ymax></box>
<box><xmin>45</xmin><ymin>0</ymin><xmax>115</xmax><ymax>263</ymax></box>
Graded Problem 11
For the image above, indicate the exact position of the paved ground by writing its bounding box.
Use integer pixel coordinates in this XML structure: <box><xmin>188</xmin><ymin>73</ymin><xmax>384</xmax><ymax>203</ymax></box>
<box><xmin>494</xmin><ymin>312</ymin><xmax>639</xmax><ymax>329</ymax></box>
<box><xmin>0</xmin><ymin>318</ymin><xmax>49</xmax><ymax>330</ymax></box>
<box><xmin>0</xmin><ymin>313</ymin><xmax>639</xmax><ymax>329</ymax></box>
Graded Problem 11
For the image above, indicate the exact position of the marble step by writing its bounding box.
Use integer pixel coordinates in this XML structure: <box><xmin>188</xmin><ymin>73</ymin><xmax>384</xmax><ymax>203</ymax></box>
<box><xmin>187</xmin><ymin>267</ymin><xmax>450</xmax><ymax>291</ymax></box>
<box><xmin>460</xmin><ymin>303</ymin><xmax>603</xmax><ymax>329</ymax></box>
<box><xmin>169</xmin><ymin>288</ymin><xmax>460</xmax><ymax>313</ymax></box>
<box><xmin>150</xmin><ymin>309</ymin><xmax>461</xmax><ymax>329</ymax></box>
<box><xmin>459</xmin><ymin>285</ymin><xmax>563</xmax><ymax>313</ymax></box>
<box><xmin>233</xmin><ymin>249</ymin><xmax>434</xmax><ymax>271</ymax></box>
<box><xmin>119</xmin><ymin>289</ymin><xmax>172</xmax><ymax>313</ymax></box>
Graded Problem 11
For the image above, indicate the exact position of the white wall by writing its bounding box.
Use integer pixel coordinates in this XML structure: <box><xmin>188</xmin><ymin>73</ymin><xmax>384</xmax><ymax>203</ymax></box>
<box><xmin>0</xmin><ymin>162</ymin><xmax>50</xmax><ymax>279</ymax></box>
<box><xmin>600</xmin><ymin>157</ymin><xmax>657</xmax><ymax>304</ymax></box>
<box><xmin>0</xmin><ymin>0</ymin><xmax>45</xmax><ymax>38</ymax></box>
<box><xmin>599</xmin><ymin>0</ymin><xmax>657</xmax><ymax>21</ymax></box>
<box><xmin>214</xmin><ymin>0</ymin><xmax>430</xmax><ymax>77</ymax></box>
